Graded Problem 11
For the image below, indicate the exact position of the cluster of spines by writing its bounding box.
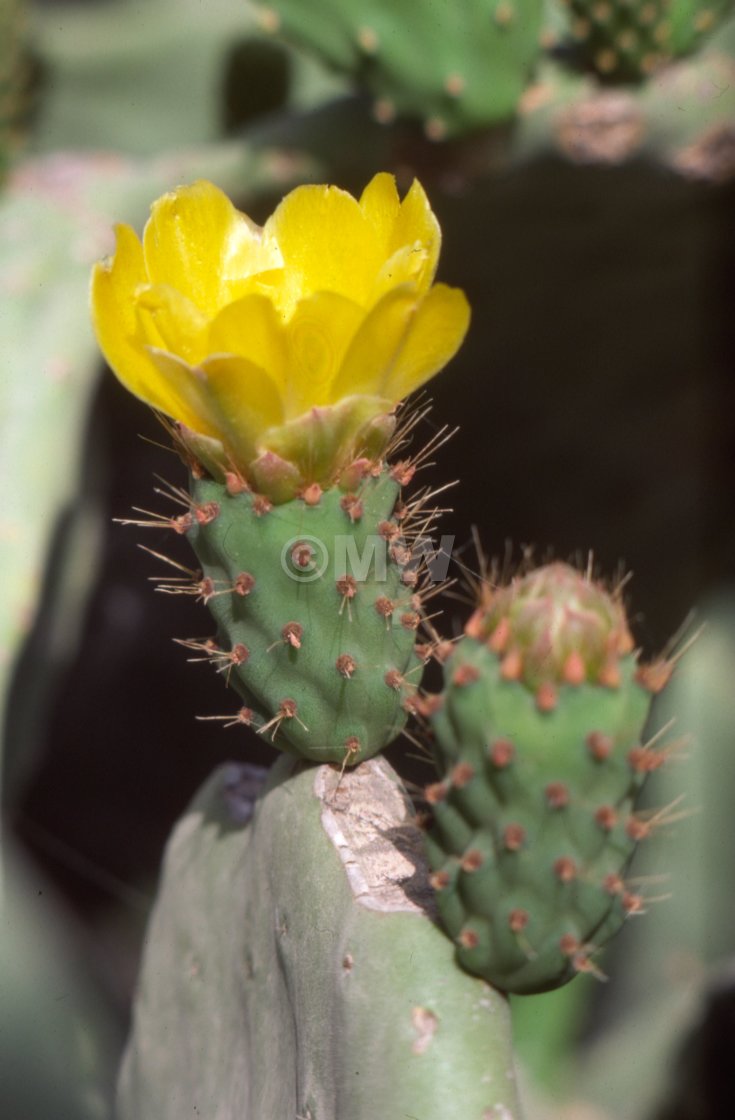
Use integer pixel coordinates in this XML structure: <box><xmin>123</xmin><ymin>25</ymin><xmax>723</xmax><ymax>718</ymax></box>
<box><xmin>255</xmin><ymin>0</ymin><xmax>545</xmax><ymax>139</ymax></box>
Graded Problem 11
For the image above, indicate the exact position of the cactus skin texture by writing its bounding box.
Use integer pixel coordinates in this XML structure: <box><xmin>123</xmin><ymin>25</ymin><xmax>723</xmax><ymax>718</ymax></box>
<box><xmin>425</xmin><ymin>562</ymin><xmax>670</xmax><ymax>995</ymax></box>
<box><xmin>183</xmin><ymin>466</ymin><xmax>422</xmax><ymax>764</ymax></box>
<box><xmin>118</xmin><ymin>757</ymin><xmax>522</xmax><ymax>1120</ymax></box>
<box><xmin>563</xmin><ymin>0</ymin><xmax>734</xmax><ymax>84</ymax></box>
<box><xmin>257</xmin><ymin>0</ymin><xmax>545</xmax><ymax>138</ymax></box>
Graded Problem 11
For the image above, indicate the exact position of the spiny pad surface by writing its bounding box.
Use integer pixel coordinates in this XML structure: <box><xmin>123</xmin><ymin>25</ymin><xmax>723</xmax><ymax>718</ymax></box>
<box><xmin>186</xmin><ymin>470</ymin><xmax>422</xmax><ymax>764</ymax></box>
<box><xmin>426</xmin><ymin>563</ymin><xmax>662</xmax><ymax>994</ymax></box>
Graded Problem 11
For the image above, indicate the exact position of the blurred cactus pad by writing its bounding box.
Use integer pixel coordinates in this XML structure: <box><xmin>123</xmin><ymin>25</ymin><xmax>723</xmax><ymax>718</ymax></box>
<box><xmin>118</xmin><ymin>757</ymin><xmax>522</xmax><ymax>1120</ymax></box>
<box><xmin>562</xmin><ymin>0</ymin><xmax>734</xmax><ymax>81</ymax></box>
<box><xmin>255</xmin><ymin>0</ymin><xmax>545</xmax><ymax>137</ymax></box>
<box><xmin>563</xmin><ymin>0</ymin><xmax>735</xmax><ymax>83</ymax></box>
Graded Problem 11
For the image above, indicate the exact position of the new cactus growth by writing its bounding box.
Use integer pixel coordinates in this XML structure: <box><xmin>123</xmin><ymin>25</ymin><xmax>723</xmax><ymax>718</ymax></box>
<box><xmin>425</xmin><ymin>562</ymin><xmax>671</xmax><ymax>994</ymax></box>
<box><xmin>256</xmin><ymin>0</ymin><xmax>545</xmax><ymax>138</ymax></box>
<box><xmin>563</xmin><ymin>0</ymin><xmax>734</xmax><ymax>83</ymax></box>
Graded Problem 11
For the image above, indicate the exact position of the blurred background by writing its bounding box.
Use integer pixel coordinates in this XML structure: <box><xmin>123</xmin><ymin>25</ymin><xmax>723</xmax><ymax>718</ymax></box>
<box><xmin>2</xmin><ymin>0</ymin><xmax>735</xmax><ymax>1115</ymax></box>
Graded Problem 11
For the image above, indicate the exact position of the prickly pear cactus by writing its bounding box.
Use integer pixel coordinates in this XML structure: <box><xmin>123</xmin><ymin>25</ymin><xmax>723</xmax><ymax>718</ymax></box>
<box><xmin>424</xmin><ymin>562</ymin><xmax>671</xmax><ymax>994</ymax></box>
<box><xmin>178</xmin><ymin>464</ymin><xmax>424</xmax><ymax>764</ymax></box>
<box><xmin>257</xmin><ymin>0</ymin><xmax>545</xmax><ymax>138</ymax></box>
<box><xmin>563</xmin><ymin>0</ymin><xmax>734</xmax><ymax>83</ymax></box>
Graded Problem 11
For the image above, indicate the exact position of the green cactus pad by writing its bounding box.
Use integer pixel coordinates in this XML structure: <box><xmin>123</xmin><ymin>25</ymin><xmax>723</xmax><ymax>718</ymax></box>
<box><xmin>257</xmin><ymin>0</ymin><xmax>545</xmax><ymax>138</ymax></box>
<box><xmin>184</xmin><ymin>469</ymin><xmax>423</xmax><ymax>764</ymax></box>
<box><xmin>425</xmin><ymin>563</ymin><xmax>666</xmax><ymax>994</ymax></box>
<box><xmin>563</xmin><ymin>0</ymin><xmax>734</xmax><ymax>84</ymax></box>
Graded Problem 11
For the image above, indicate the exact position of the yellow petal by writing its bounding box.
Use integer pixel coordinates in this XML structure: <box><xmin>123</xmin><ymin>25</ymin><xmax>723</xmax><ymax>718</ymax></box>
<box><xmin>358</xmin><ymin>172</ymin><xmax>401</xmax><ymax>238</ymax></box>
<box><xmin>142</xmin><ymin>349</ymin><xmax>223</xmax><ymax>438</ymax></box>
<box><xmin>380</xmin><ymin>284</ymin><xmax>471</xmax><ymax>400</ymax></box>
<box><xmin>208</xmin><ymin>294</ymin><xmax>288</xmax><ymax>391</ymax></box>
<box><xmin>142</xmin><ymin>181</ymin><xmax>278</xmax><ymax>318</ymax></box>
<box><xmin>265</xmin><ymin>184</ymin><xmax>381</xmax><ymax>310</ymax></box>
<box><xmin>134</xmin><ymin>284</ymin><xmax>209</xmax><ymax>366</ymax></box>
<box><xmin>330</xmin><ymin>286</ymin><xmax>419</xmax><ymax>401</ymax></box>
<box><xmin>360</xmin><ymin>174</ymin><xmax>440</xmax><ymax>301</ymax></box>
<box><xmin>285</xmin><ymin>292</ymin><xmax>364</xmax><ymax>415</ymax></box>
<box><xmin>390</xmin><ymin>179</ymin><xmax>441</xmax><ymax>289</ymax></box>
<box><xmin>91</xmin><ymin>224</ymin><xmax>184</xmax><ymax>416</ymax></box>
<box><xmin>199</xmin><ymin>354</ymin><xmax>285</xmax><ymax>466</ymax></box>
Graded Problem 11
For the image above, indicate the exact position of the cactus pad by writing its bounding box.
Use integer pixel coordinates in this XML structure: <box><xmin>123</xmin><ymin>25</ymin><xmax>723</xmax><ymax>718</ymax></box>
<box><xmin>257</xmin><ymin>0</ymin><xmax>545</xmax><ymax>138</ymax></box>
<box><xmin>563</xmin><ymin>0</ymin><xmax>734</xmax><ymax>84</ymax></box>
<box><xmin>425</xmin><ymin>563</ymin><xmax>669</xmax><ymax>994</ymax></box>
<box><xmin>181</xmin><ymin>466</ymin><xmax>424</xmax><ymax>764</ymax></box>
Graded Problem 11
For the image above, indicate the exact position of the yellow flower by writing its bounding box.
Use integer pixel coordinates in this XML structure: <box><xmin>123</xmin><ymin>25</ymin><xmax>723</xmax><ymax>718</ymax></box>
<box><xmin>91</xmin><ymin>173</ymin><xmax>470</xmax><ymax>499</ymax></box>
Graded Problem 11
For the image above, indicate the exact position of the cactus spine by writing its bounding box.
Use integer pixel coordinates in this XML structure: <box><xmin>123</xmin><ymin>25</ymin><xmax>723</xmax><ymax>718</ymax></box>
<box><xmin>425</xmin><ymin>562</ymin><xmax>670</xmax><ymax>994</ymax></box>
